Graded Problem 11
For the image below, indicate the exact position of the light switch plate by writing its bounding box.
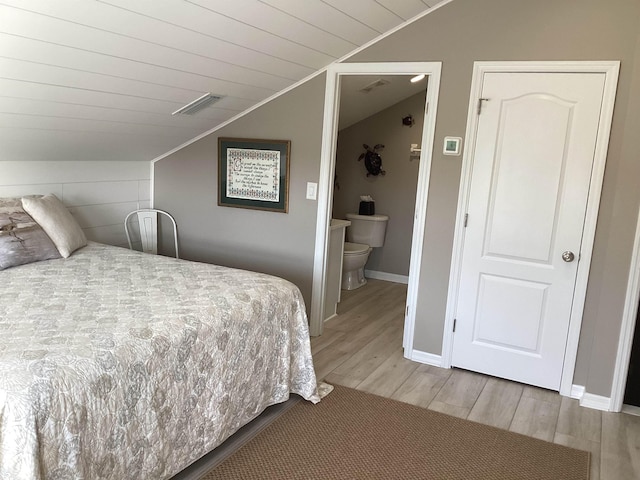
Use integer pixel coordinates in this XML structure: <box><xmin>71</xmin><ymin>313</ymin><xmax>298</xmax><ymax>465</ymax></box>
<box><xmin>306</xmin><ymin>182</ymin><xmax>318</xmax><ymax>200</ymax></box>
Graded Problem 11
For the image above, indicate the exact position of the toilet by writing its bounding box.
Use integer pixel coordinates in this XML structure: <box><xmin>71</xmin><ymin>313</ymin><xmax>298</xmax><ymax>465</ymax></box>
<box><xmin>342</xmin><ymin>213</ymin><xmax>389</xmax><ymax>290</ymax></box>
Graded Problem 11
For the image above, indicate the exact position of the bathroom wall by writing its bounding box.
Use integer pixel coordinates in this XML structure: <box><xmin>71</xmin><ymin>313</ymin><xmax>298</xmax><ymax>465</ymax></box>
<box><xmin>332</xmin><ymin>91</ymin><xmax>426</xmax><ymax>279</ymax></box>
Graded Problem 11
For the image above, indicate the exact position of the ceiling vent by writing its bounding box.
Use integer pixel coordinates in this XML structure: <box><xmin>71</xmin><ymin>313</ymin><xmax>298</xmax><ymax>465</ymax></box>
<box><xmin>358</xmin><ymin>78</ymin><xmax>391</xmax><ymax>94</ymax></box>
<box><xmin>172</xmin><ymin>93</ymin><xmax>222</xmax><ymax>115</ymax></box>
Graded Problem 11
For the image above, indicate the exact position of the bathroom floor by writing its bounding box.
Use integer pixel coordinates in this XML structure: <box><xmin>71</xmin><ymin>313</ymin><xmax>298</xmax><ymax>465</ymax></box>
<box><xmin>310</xmin><ymin>278</ymin><xmax>640</xmax><ymax>480</ymax></box>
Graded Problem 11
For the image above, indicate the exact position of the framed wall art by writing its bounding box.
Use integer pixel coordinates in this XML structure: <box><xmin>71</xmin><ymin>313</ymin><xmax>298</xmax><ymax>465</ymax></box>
<box><xmin>218</xmin><ymin>137</ymin><xmax>291</xmax><ymax>213</ymax></box>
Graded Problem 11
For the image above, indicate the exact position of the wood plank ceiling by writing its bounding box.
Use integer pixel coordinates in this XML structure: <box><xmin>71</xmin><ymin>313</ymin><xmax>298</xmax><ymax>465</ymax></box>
<box><xmin>0</xmin><ymin>0</ymin><xmax>443</xmax><ymax>162</ymax></box>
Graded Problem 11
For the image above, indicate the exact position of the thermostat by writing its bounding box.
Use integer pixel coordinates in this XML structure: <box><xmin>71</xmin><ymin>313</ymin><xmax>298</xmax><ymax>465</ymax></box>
<box><xmin>443</xmin><ymin>136</ymin><xmax>462</xmax><ymax>156</ymax></box>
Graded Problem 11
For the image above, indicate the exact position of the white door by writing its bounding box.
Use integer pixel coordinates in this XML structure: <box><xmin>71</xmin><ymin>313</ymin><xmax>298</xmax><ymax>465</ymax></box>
<box><xmin>452</xmin><ymin>71</ymin><xmax>606</xmax><ymax>390</ymax></box>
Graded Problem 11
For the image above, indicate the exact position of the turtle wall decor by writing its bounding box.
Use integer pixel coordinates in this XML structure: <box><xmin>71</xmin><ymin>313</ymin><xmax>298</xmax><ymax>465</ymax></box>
<box><xmin>358</xmin><ymin>144</ymin><xmax>386</xmax><ymax>177</ymax></box>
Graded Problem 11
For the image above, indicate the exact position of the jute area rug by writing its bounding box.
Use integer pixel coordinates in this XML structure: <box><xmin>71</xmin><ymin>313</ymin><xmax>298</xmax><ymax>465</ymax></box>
<box><xmin>200</xmin><ymin>385</ymin><xmax>590</xmax><ymax>480</ymax></box>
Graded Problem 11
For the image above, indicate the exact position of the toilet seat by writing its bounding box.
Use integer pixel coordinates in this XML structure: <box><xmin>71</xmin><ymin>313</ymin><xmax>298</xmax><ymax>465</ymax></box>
<box><xmin>343</xmin><ymin>242</ymin><xmax>370</xmax><ymax>255</ymax></box>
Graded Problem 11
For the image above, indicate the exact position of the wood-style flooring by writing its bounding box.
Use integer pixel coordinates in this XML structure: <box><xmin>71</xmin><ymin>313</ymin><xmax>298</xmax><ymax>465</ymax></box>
<box><xmin>311</xmin><ymin>279</ymin><xmax>640</xmax><ymax>480</ymax></box>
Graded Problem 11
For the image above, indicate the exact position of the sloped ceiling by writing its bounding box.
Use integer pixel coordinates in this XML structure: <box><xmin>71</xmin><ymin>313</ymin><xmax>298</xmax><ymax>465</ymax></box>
<box><xmin>0</xmin><ymin>0</ymin><xmax>444</xmax><ymax>162</ymax></box>
<box><xmin>338</xmin><ymin>74</ymin><xmax>427</xmax><ymax>130</ymax></box>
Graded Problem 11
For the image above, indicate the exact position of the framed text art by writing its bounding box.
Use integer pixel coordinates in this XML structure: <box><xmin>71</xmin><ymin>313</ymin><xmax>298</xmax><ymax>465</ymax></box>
<box><xmin>218</xmin><ymin>137</ymin><xmax>291</xmax><ymax>213</ymax></box>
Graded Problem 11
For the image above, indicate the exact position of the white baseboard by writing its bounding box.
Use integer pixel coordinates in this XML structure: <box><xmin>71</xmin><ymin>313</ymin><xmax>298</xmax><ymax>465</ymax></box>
<box><xmin>580</xmin><ymin>392</ymin><xmax>612</xmax><ymax>412</ymax></box>
<box><xmin>323</xmin><ymin>313</ymin><xmax>337</xmax><ymax>323</ymax></box>
<box><xmin>570</xmin><ymin>384</ymin><xmax>585</xmax><ymax>400</ymax></box>
<box><xmin>408</xmin><ymin>349</ymin><xmax>443</xmax><ymax>367</ymax></box>
<box><xmin>569</xmin><ymin>384</ymin><xmax>611</xmax><ymax>411</ymax></box>
<box><xmin>365</xmin><ymin>270</ymin><xmax>409</xmax><ymax>284</ymax></box>
<box><xmin>622</xmin><ymin>404</ymin><xmax>640</xmax><ymax>416</ymax></box>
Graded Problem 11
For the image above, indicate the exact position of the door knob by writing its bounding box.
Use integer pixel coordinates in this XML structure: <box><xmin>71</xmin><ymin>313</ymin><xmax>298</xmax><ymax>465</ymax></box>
<box><xmin>562</xmin><ymin>251</ymin><xmax>575</xmax><ymax>262</ymax></box>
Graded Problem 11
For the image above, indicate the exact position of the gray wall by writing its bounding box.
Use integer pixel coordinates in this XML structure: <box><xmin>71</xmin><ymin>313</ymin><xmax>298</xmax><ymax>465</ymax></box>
<box><xmin>349</xmin><ymin>0</ymin><xmax>640</xmax><ymax>396</ymax></box>
<box><xmin>333</xmin><ymin>92</ymin><xmax>426</xmax><ymax>277</ymax></box>
<box><xmin>155</xmin><ymin>0</ymin><xmax>640</xmax><ymax>397</ymax></box>
<box><xmin>154</xmin><ymin>75</ymin><xmax>325</xmax><ymax>308</ymax></box>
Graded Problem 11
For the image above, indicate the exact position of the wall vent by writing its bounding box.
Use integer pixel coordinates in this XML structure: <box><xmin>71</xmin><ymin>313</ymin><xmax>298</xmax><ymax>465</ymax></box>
<box><xmin>172</xmin><ymin>93</ymin><xmax>222</xmax><ymax>115</ymax></box>
<box><xmin>358</xmin><ymin>78</ymin><xmax>391</xmax><ymax>94</ymax></box>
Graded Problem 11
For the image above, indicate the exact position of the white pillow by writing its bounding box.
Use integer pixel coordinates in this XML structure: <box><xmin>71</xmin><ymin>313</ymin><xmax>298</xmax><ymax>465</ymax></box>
<box><xmin>22</xmin><ymin>194</ymin><xmax>87</xmax><ymax>258</ymax></box>
<box><xmin>0</xmin><ymin>197</ymin><xmax>61</xmax><ymax>269</ymax></box>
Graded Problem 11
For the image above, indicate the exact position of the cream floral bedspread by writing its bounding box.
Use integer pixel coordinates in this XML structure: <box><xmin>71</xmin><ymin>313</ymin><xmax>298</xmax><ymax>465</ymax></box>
<box><xmin>0</xmin><ymin>243</ymin><xmax>319</xmax><ymax>479</ymax></box>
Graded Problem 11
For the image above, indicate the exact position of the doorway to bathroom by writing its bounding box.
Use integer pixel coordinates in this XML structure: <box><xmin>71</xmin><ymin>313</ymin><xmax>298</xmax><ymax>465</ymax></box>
<box><xmin>310</xmin><ymin>62</ymin><xmax>442</xmax><ymax>361</ymax></box>
<box><xmin>331</xmin><ymin>75</ymin><xmax>426</xmax><ymax>289</ymax></box>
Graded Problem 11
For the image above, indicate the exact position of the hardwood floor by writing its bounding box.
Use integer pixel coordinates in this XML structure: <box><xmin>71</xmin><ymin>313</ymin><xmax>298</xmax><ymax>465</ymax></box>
<box><xmin>311</xmin><ymin>279</ymin><xmax>640</xmax><ymax>480</ymax></box>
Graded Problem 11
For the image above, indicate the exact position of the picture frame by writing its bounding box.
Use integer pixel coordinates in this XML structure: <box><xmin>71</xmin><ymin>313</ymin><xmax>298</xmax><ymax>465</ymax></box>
<box><xmin>218</xmin><ymin>137</ymin><xmax>291</xmax><ymax>213</ymax></box>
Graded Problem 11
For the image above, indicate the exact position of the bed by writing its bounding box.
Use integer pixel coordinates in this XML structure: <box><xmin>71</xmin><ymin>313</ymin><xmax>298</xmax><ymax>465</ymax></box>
<box><xmin>0</xmin><ymin>195</ymin><xmax>319</xmax><ymax>479</ymax></box>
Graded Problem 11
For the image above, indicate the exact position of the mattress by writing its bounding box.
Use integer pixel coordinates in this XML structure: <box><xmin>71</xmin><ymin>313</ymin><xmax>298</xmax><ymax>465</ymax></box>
<box><xmin>0</xmin><ymin>242</ymin><xmax>319</xmax><ymax>479</ymax></box>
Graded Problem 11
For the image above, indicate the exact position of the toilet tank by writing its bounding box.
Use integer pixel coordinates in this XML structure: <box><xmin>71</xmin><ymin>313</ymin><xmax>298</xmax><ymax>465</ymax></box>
<box><xmin>345</xmin><ymin>213</ymin><xmax>389</xmax><ymax>247</ymax></box>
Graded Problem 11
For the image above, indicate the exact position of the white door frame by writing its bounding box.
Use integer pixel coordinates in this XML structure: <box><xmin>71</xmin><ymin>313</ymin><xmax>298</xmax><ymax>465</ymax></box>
<box><xmin>611</xmin><ymin>206</ymin><xmax>640</xmax><ymax>411</ymax></box>
<box><xmin>310</xmin><ymin>62</ymin><xmax>442</xmax><ymax>345</ymax></box>
<box><xmin>442</xmin><ymin>61</ymin><xmax>619</xmax><ymax>397</ymax></box>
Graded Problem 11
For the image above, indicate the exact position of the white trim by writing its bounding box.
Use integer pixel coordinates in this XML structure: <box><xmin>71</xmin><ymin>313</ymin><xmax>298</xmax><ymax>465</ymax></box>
<box><xmin>149</xmin><ymin>161</ymin><xmax>155</xmax><ymax>209</ymax></box>
<box><xmin>560</xmin><ymin>384</ymin><xmax>613</xmax><ymax>412</ymax></box>
<box><xmin>440</xmin><ymin>63</ymin><xmax>485</xmax><ymax>369</ymax></box>
<box><xmin>559</xmin><ymin>61</ymin><xmax>620</xmax><ymax>396</ymax></box>
<box><xmin>364</xmin><ymin>270</ymin><xmax>409</xmax><ymax>284</ymax></box>
<box><xmin>611</xmin><ymin>205</ymin><xmax>640</xmax><ymax>412</ymax></box>
<box><xmin>402</xmin><ymin>67</ymin><xmax>442</xmax><ymax>356</ymax></box>
<box><xmin>310</xmin><ymin>62</ymin><xmax>442</xmax><ymax>338</ymax></box>
<box><xmin>570</xmin><ymin>384</ymin><xmax>586</xmax><ymax>400</ymax></box>
<box><xmin>580</xmin><ymin>392</ymin><xmax>612</xmax><ymax>412</ymax></box>
<box><xmin>622</xmin><ymin>404</ymin><xmax>640</xmax><ymax>416</ymax></box>
<box><xmin>309</xmin><ymin>65</ymin><xmax>340</xmax><ymax>336</ymax></box>
<box><xmin>323</xmin><ymin>313</ymin><xmax>338</xmax><ymax>323</ymax></box>
<box><xmin>407</xmin><ymin>349</ymin><xmax>444</xmax><ymax>367</ymax></box>
<box><xmin>442</xmin><ymin>61</ymin><xmax>620</xmax><ymax>398</ymax></box>
<box><xmin>149</xmin><ymin>1</ymin><xmax>454</xmax><ymax>167</ymax></box>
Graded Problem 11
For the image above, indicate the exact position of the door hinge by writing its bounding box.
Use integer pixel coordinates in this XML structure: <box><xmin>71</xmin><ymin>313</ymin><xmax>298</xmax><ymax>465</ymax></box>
<box><xmin>464</xmin><ymin>213</ymin><xmax>468</xmax><ymax>227</ymax></box>
<box><xmin>406</xmin><ymin>305</ymin><xmax>409</xmax><ymax>317</ymax></box>
<box><xmin>425</xmin><ymin>102</ymin><xmax>429</xmax><ymax>114</ymax></box>
<box><xmin>477</xmin><ymin>98</ymin><xmax>490</xmax><ymax>115</ymax></box>
<box><xmin>453</xmin><ymin>318</ymin><xmax>457</xmax><ymax>332</ymax></box>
